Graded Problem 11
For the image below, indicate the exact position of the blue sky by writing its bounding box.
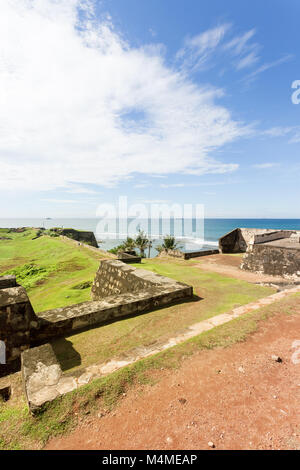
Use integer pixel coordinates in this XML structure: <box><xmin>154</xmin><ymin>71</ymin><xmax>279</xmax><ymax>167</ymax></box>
<box><xmin>0</xmin><ymin>0</ymin><xmax>299</xmax><ymax>218</ymax></box>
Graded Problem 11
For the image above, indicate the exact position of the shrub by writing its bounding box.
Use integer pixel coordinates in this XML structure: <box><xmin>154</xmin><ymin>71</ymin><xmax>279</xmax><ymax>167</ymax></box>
<box><xmin>71</xmin><ymin>281</ymin><xmax>92</xmax><ymax>290</ymax></box>
<box><xmin>2</xmin><ymin>263</ymin><xmax>56</xmax><ymax>289</ymax></box>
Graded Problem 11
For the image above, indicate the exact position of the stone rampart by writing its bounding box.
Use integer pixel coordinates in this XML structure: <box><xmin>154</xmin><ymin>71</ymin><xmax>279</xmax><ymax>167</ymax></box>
<box><xmin>0</xmin><ymin>275</ymin><xmax>17</xmax><ymax>289</ymax></box>
<box><xmin>22</xmin><ymin>343</ymin><xmax>78</xmax><ymax>413</ymax></box>
<box><xmin>0</xmin><ymin>261</ymin><xmax>193</xmax><ymax>377</ymax></box>
<box><xmin>91</xmin><ymin>260</ymin><xmax>193</xmax><ymax>300</ymax></box>
<box><xmin>253</xmin><ymin>230</ymin><xmax>296</xmax><ymax>245</ymax></box>
<box><xmin>117</xmin><ymin>252</ymin><xmax>142</xmax><ymax>263</ymax></box>
<box><xmin>0</xmin><ymin>280</ymin><xmax>39</xmax><ymax>376</ymax></box>
<box><xmin>219</xmin><ymin>228</ymin><xmax>300</xmax><ymax>253</ymax></box>
<box><xmin>241</xmin><ymin>243</ymin><xmax>300</xmax><ymax>279</ymax></box>
<box><xmin>52</xmin><ymin>228</ymin><xmax>98</xmax><ymax>247</ymax></box>
<box><xmin>158</xmin><ymin>249</ymin><xmax>219</xmax><ymax>260</ymax></box>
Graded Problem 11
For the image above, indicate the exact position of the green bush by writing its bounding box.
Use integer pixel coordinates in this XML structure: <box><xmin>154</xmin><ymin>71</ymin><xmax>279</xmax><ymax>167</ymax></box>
<box><xmin>108</xmin><ymin>244</ymin><xmax>126</xmax><ymax>255</ymax></box>
<box><xmin>2</xmin><ymin>263</ymin><xmax>56</xmax><ymax>289</ymax></box>
<box><xmin>71</xmin><ymin>280</ymin><xmax>92</xmax><ymax>290</ymax></box>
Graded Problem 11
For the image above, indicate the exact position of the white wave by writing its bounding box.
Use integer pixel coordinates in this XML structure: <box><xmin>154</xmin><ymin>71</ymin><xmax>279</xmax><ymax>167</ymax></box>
<box><xmin>176</xmin><ymin>237</ymin><xmax>219</xmax><ymax>247</ymax></box>
<box><xmin>96</xmin><ymin>232</ymin><xmax>219</xmax><ymax>247</ymax></box>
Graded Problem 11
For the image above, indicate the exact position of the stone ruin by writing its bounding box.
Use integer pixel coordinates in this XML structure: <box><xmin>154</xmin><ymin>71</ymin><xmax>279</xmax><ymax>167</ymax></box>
<box><xmin>219</xmin><ymin>228</ymin><xmax>300</xmax><ymax>279</ymax></box>
<box><xmin>0</xmin><ymin>260</ymin><xmax>193</xmax><ymax>412</ymax></box>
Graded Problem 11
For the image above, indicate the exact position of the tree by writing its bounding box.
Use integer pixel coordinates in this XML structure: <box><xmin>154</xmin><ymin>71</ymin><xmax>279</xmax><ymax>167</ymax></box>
<box><xmin>147</xmin><ymin>239</ymin><xmax>153</xmax><ymax>258</ymax></box>
<box><xmin>107</xmin><ymin>243</ymin><xmax>126</xmax><ymax>255</ymax></box>
<box><xmin>107</xmin><ymin>237</ymin><xmax>136</xmax><ymax>255</ymax></box>
<box><xmin>123</xmin><ymin>237</ymin><xmax>136</xmax><ymax>252</ymax></box>
<box><xmin>135</xmin><ymin>230</ymin><xmax>150</xmax><ymax>258</ymax></box>
<box><xmin>156</xmin><ymin>235</ymin><xmax>181</xmax><ymax>254</ymax></box>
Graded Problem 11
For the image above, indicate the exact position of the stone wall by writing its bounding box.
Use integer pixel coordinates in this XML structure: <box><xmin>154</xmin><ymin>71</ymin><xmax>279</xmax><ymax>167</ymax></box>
<box><xmin>117</xmin><ymin>252</ymin><xmax>141</xmax><ymax>263</ymax></box>
<box><xmin>0</xmin><ymin>279</ymin><xmax>39</xmax><ymax>376</ymax></box>
<box><xmin>158</xmin><ymin>249</ymin><xmax>219</xmax><ymax>260</ymax></box>
<box><xmin>35</xmin><ymin>261</ymin><xmax>192</xmax><ymax>340</ymax></box>
<box><xmin>219</xmin><ymin>228</ymin><xmax>263</xmax><ymax>253</ymax></box>
<box><xmin>22</xmin><ymin>343</ymin><xmax>78</xmax><ymax>413</ymax></box>
<box><xmin>52</xmin><ymin>228</ymin><xmax>98</xmax><ymax>247</ymax></box>
<box><xmin>241</xmin><ymin>243</ymin><xmax>300</xmax><ymax>279</ymax></box>
<box><xmin>0</xmin><ymin>275</ymin><xmax>17</xmax><ymax>289</ymax></box>
<box><xmin>253</xmin><ymin>230</ymin><xmax>296</xmax><ymax>244</ymax></box>
<box><xmin>0</xmin><ymin>261</ymin><xmax>193</xmax><ymax>377</ymax></box>
<box><xmin>219</xmin><ymin>228</ymin><xmax>300</xmax><ymax>253</ymax></box>
<box><xmin>92</xmin><ymin>260</ymin><xmax>172</xmax><ymax>299</ymax></box>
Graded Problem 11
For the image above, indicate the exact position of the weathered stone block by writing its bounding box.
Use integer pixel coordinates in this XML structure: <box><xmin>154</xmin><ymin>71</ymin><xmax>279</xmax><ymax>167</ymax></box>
<box><xmin>0</xmin><ymin>275</ymin><xmax>17</xmax><ymax>289</ymax></box>
<box><xmin>91</xmin><ymin>260</ymin><xmax>192</xmax><ymax>301</ymax></box>
<box><xmin>0</xmin><ymin>286</ymin><xmax>38</xmax><ymax>376</ymax></box>
<box><xmin>3</xmin><ymin>259</ymin><xmax>193</xmax><ymax>382</ymax></box>
<box><xmin>219</xmin><ymin>228</ymin><xmax>300</xmax><ymax>254</ymax></box>
<box><xmin>241</xmin><ymin>243</ymin><xmax>300</xmax><ymax>279</ymax></box>
<box><xmin>22</xmin><ymin>343</ymin><xmax>77</xmax><ymax>413</ymax></box>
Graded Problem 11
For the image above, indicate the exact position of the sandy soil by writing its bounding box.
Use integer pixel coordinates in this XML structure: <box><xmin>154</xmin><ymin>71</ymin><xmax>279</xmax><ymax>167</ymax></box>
<box><xmin>46</xmin><ymin>312</ymin><xmax>300</xmax><ymax>450</ymax></box>
<box><xmin>194</xmin><ymin>254</ymin><xmax>295</xmax><ymax>285</ymax></box>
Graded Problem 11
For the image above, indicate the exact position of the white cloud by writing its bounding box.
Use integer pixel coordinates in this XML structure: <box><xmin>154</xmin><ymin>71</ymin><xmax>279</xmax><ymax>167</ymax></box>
<box><xmin>160</xmin><ymin>180</ymin><xmax>236</xmax><ymax>188</ymax></box>
<box><xmin>140</xmin><ymin>199</ymin><xmax>170</xmax><ymax>204</ymax></box>
<box><xmin>263</xmin><ymin>126</ymin><xmax>294</xmax><ymax>137</ymax></box>
<box><xmin>236</xmin><ymin>51</ymin><xmax>259</xmax><ymax>70</ymax></box>
<box><xmin>41</xmin><ymin>198</ymin><xmax>79</xmax><ymax>204</ymax></box>
<box><xmin>176</xmin><ymin>24</ymin><xmax>231</xmax><ymax>70</ymax></box>
<box><xmin>178</xmin><ymin>25</ymin><xmax>290</xmax><ymax>82</ymax></box>
<box><xmin>65</xmin><ymin>187</ymin><xmax>99</xmax><ymax>194</ymax></box>
<box><xmin>252</xmin><ymin>163</ymin><xmax>279</xmax><ymax>169</ymax></box>
<box><xmin>289</xmin><ymin>132</ymin><xmax>300</xmax><ymax>143</ymax></box>
<box><xmin>222</xmin><ymin>29</ymin><xmax>261</xmax><ymax>72</ymax></box>
<box><xmin>160</xmin><ymin>183</ymin><xmax>185</xmax><ymax>188</ymax></box>
<box><xmin>262</xmin><ymin>126</ymin><xmax>300</xmax><ymax>143</ymax></box>
<box><xmin>134</xmin><ymin>183</ymin><xmax>150</xmax><ymax>188</ymax></box>
<box><xmin>244</xmin><ymin>54</ymin><xmax>293</xmax><ymax>82</ymax></box>
<box><xmin>224</xmin><ymin>29</ymin><xmax>256</xmax><ymax>55</ymax></box>
<box><xmin>0</xmin><ymin>1</ymin><xmax>248</xmax><ymax>192</ymax></box>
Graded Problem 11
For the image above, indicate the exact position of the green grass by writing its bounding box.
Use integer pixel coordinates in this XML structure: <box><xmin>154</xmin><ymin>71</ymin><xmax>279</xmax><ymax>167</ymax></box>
<box><xmin>1</xmin><ymin>292</ymin><xmax>299</xmax><ymax>450</ymax></box>
<box><xmin>0</xmin><ymin>228</ymin><xmax>111</xmax><ymax>312</ymax></box>
<box><xmin>0</xmin><ymin>230</ymin><xmax>275</xmax><ymax>372</ymax></box>
<box><xmin>2</xmin><ymin>263</ymin><xmax>58</xmax><ymax>290</ymax></box>
<box><xmin>0</xmin><ymin>229</ymin><xmax>287</xmax><ymax>449</ymax></box>
<box><xmin>51</xmin><ymin>257</ymin><xmax>275</xmax><ymax>372</ymax></box>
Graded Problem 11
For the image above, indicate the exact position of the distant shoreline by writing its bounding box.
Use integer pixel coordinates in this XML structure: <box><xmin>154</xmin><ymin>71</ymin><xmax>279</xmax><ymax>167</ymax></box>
<box><xmin>2</xmin><ymin>219</ymin><xmax>300</xmax><ymax>257</ymax></box>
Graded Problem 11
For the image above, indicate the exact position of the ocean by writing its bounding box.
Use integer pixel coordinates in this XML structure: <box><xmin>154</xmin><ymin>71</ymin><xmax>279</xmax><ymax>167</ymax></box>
<box><xmin>1</xmin><ymin>218</ymin><xmax>300</xmax><ymax>257</ymax></box>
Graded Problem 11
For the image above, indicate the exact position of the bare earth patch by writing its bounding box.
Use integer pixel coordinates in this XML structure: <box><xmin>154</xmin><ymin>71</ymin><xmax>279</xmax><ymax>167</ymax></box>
<box><xmin>194</xmin><ymin>254</ymin><xmax>295</xmax><ymax>285</ymax></box>
<box><xmin>46</xmin><ymin>311</ymin><xmax>300</xmax><ymax>450</ymax></box>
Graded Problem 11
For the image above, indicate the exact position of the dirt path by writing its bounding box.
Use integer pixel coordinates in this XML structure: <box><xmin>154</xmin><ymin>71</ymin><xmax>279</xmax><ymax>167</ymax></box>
<box><xmin>46</xmin><ymin>312</ymin><xmax>300</xmax><ymax>450</ymax></box>
<box><xmin>194</xmin><ymin>254</ymin><xmax>295</xmax><ymax>285</ymax></box>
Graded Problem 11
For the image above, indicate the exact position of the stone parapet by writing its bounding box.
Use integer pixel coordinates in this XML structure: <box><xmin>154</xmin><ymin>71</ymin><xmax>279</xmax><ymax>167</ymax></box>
<box><xmin>0</xmin><ymin>275</ymin><xmax>17</xmax><ymax>289</ymax></box>
<box><xmin>22</xmin><ymin>343</ymin><xmax>77</xmax><ymax>414</ymax></box>
<box><xmin>91</xmin><ymin>260</ymin><xmax>190</xmax><ymax>299</ymax></box>
<box><xmin>241</xmin><ymin>244</ymin><xmax>300</xmax><ymax>279</ymax></box>
<box><xmin>0</xmin><ymin>284</ymin><xmax>39</xmax><ymax>376</ymax></box>
<box><xmin>0</xmin><ymin>262</ymin><xmax>193</xmax><ymax>378</ymax></box>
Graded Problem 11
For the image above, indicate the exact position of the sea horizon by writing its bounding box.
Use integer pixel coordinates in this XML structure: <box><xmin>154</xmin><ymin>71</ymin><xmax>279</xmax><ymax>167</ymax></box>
<box><xmin>1</xmin><ymin>217</ymin><xmax>300</xmax><ymax>256</ymax></box>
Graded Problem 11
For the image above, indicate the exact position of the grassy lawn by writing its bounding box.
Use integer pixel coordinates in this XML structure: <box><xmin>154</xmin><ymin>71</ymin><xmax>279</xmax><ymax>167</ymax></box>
<box><xmin>0</xmin><ymin>228</ymin><xmax>111</xmax><ymax>312</ymax></box>
<box><xmin>1</xmin><ymin>291</ymin><xmax>299</xmax><ymax>450</ymax></box>
<box><xmin>0</xmin><ymin>230</ymin><xmax>284</xmax><ymax>449</ymax></box>
<box><xmin>51</xmin><ymin>257</ymin><xmax>275</xmax><ymax>372</ymax></box>
<box><xmin>1</xmin><ymin>230</ymin><xmax>275</xmax><ymax>373</ymax></box>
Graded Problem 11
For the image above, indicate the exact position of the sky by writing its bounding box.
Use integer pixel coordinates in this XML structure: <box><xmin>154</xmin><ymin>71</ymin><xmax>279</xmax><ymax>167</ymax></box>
<box><xmin>0</xmin><ymin>0</ymin><xmax>299</xmax><ymax>218</ymax></box>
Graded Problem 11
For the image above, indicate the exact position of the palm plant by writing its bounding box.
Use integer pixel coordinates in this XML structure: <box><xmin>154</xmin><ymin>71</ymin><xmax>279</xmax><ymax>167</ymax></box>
<box><xmin>135</xmin><ymin>230</ymin><xmax>150</xmax><ymax>258</ymax></box>
<box><xmin>123</xmin><ymin>237</ymin><xmax>136</xmax><ymax>252</ymax></box>
<box><xmin>156</xmin><ymin>235</ymin><xmax>181</xmax><ymax>253</ymax></box>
